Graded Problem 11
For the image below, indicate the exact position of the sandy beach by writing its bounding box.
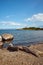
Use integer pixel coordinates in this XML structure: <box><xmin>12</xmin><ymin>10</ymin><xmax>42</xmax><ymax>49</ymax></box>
<box><xmin>0</xmin><ymin>43</ymin><xmax>43</xmax><ymax>65</ymax></box>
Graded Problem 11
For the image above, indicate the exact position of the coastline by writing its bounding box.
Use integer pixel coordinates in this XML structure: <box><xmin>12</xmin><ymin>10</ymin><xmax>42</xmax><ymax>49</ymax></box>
<box><xmin>0</xmin><ymin>33</ymin><xmax>43</xmax><ymax>65</ymax></box>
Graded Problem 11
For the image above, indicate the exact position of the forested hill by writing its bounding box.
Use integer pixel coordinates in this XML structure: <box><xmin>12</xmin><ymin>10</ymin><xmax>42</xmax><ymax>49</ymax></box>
<box><xmin>18</xmin><ymin>27</ymin><xmax>43</xmax><ymax>30</ymax></box>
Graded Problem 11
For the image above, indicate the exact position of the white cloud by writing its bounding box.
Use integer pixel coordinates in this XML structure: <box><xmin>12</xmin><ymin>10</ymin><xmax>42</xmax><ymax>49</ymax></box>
<box><xmin>0</xmin><ymin>21</ymin><xmax>21</xmax><ymax>26</ymax></box>
<box><xmin>25</xmin><ymin>13</ymin><xmax>43</xmax><ymax>22</ymax></box>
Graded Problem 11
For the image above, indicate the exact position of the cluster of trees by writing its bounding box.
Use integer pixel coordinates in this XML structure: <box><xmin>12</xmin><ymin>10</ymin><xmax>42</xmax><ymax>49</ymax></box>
<box><xmin>21</xmin><ymin>27</ymin><xmax>43</xmax><ymax>30</ymax></box>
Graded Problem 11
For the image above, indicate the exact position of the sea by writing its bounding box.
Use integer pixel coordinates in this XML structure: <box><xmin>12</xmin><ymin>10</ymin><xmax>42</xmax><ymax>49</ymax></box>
<box><xmin>0</xmin><ymin>29</ymin><xmax>43</xmax><ymax>46</ymax></box>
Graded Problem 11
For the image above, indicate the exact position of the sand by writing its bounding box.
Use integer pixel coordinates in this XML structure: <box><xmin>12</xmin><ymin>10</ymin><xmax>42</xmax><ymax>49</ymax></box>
<box><xmin>0</xmin><ymin>43</ymin><xmax>43</xmax><ymax>65</ymax></box>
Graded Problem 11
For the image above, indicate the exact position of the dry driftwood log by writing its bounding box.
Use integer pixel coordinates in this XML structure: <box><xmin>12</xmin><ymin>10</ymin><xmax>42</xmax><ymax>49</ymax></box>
<box><xmin>7</xmin><ymin>45</ymin><xmax>43</xmax><ymax>57</ymax></box>
<box><xmin>21</xmin><ymin>46</ymin><xmax>39</xmax><ymax>57</ymax></box>
<box><xmin>22</xmin><ymin>46</ymin><xmax>43</xmax><ymax>57</ymax></box>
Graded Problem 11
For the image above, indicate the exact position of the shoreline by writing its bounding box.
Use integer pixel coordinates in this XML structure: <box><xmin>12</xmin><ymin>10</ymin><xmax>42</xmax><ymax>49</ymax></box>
<box><xmin>0</xmin><ymin>33</ymin><xmax>43</xmax><ymax>65</ymax></box>
<box><xmin>14</xmin><ymin>42</ymin><xmax>43</xmax><ymax>47</ymax></box>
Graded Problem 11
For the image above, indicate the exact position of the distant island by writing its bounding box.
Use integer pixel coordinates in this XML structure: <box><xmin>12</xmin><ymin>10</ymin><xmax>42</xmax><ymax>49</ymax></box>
<box><xmin>18</xmin><ymin>27</ymin><xmax>43</xmax><ymax>30</ymax></box>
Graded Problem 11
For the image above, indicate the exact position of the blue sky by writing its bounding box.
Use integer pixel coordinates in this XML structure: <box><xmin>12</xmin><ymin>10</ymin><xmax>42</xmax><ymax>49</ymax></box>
<box><xmin>0</xmin><ymin>0</ymin><xmax>43</xmax><ymax>29</ymax></box>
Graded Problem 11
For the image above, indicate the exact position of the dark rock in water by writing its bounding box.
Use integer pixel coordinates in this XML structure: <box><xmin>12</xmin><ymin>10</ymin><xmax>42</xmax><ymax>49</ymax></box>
<box><xmin>0</xmin><ymin>35</ymin><xmax>2</xmax><ymax>42</ymax></box>
<box><xmin>2</xmin><ymin>33</ymin><xmax>14</xmax><ymax>41</ymax></box>
<box><xmin>0</xmin><ymin>42</ymin><xmax>3</xmax><ymax>49</ymax></box>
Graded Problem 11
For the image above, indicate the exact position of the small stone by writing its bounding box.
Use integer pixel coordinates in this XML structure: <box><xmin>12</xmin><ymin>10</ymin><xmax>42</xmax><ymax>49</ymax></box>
<box><xmin>9</xmin><ymin>43</ymin><xmax>14</xmax><ymax>47</ymax></box>
<box><xmin>7</xmin><ymin>45</ymin><xmax>19</xmax><ymax>51</ymax></box>
<box><xmin>0</xmin><ymin>42</ymin><xmax>3</xmax><ymax>49</ymax></box>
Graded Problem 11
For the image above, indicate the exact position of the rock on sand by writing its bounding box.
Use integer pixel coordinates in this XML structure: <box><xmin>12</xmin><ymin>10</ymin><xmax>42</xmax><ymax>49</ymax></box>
<box><xmin>0</xmin><ymin>42</ymin><xmax>3</xmax><ymax>49</ymax></box>
<box><xmin>2</xmin><ymin>33</ymin><xmax>14</xmax><ymax>41</ymax></box>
